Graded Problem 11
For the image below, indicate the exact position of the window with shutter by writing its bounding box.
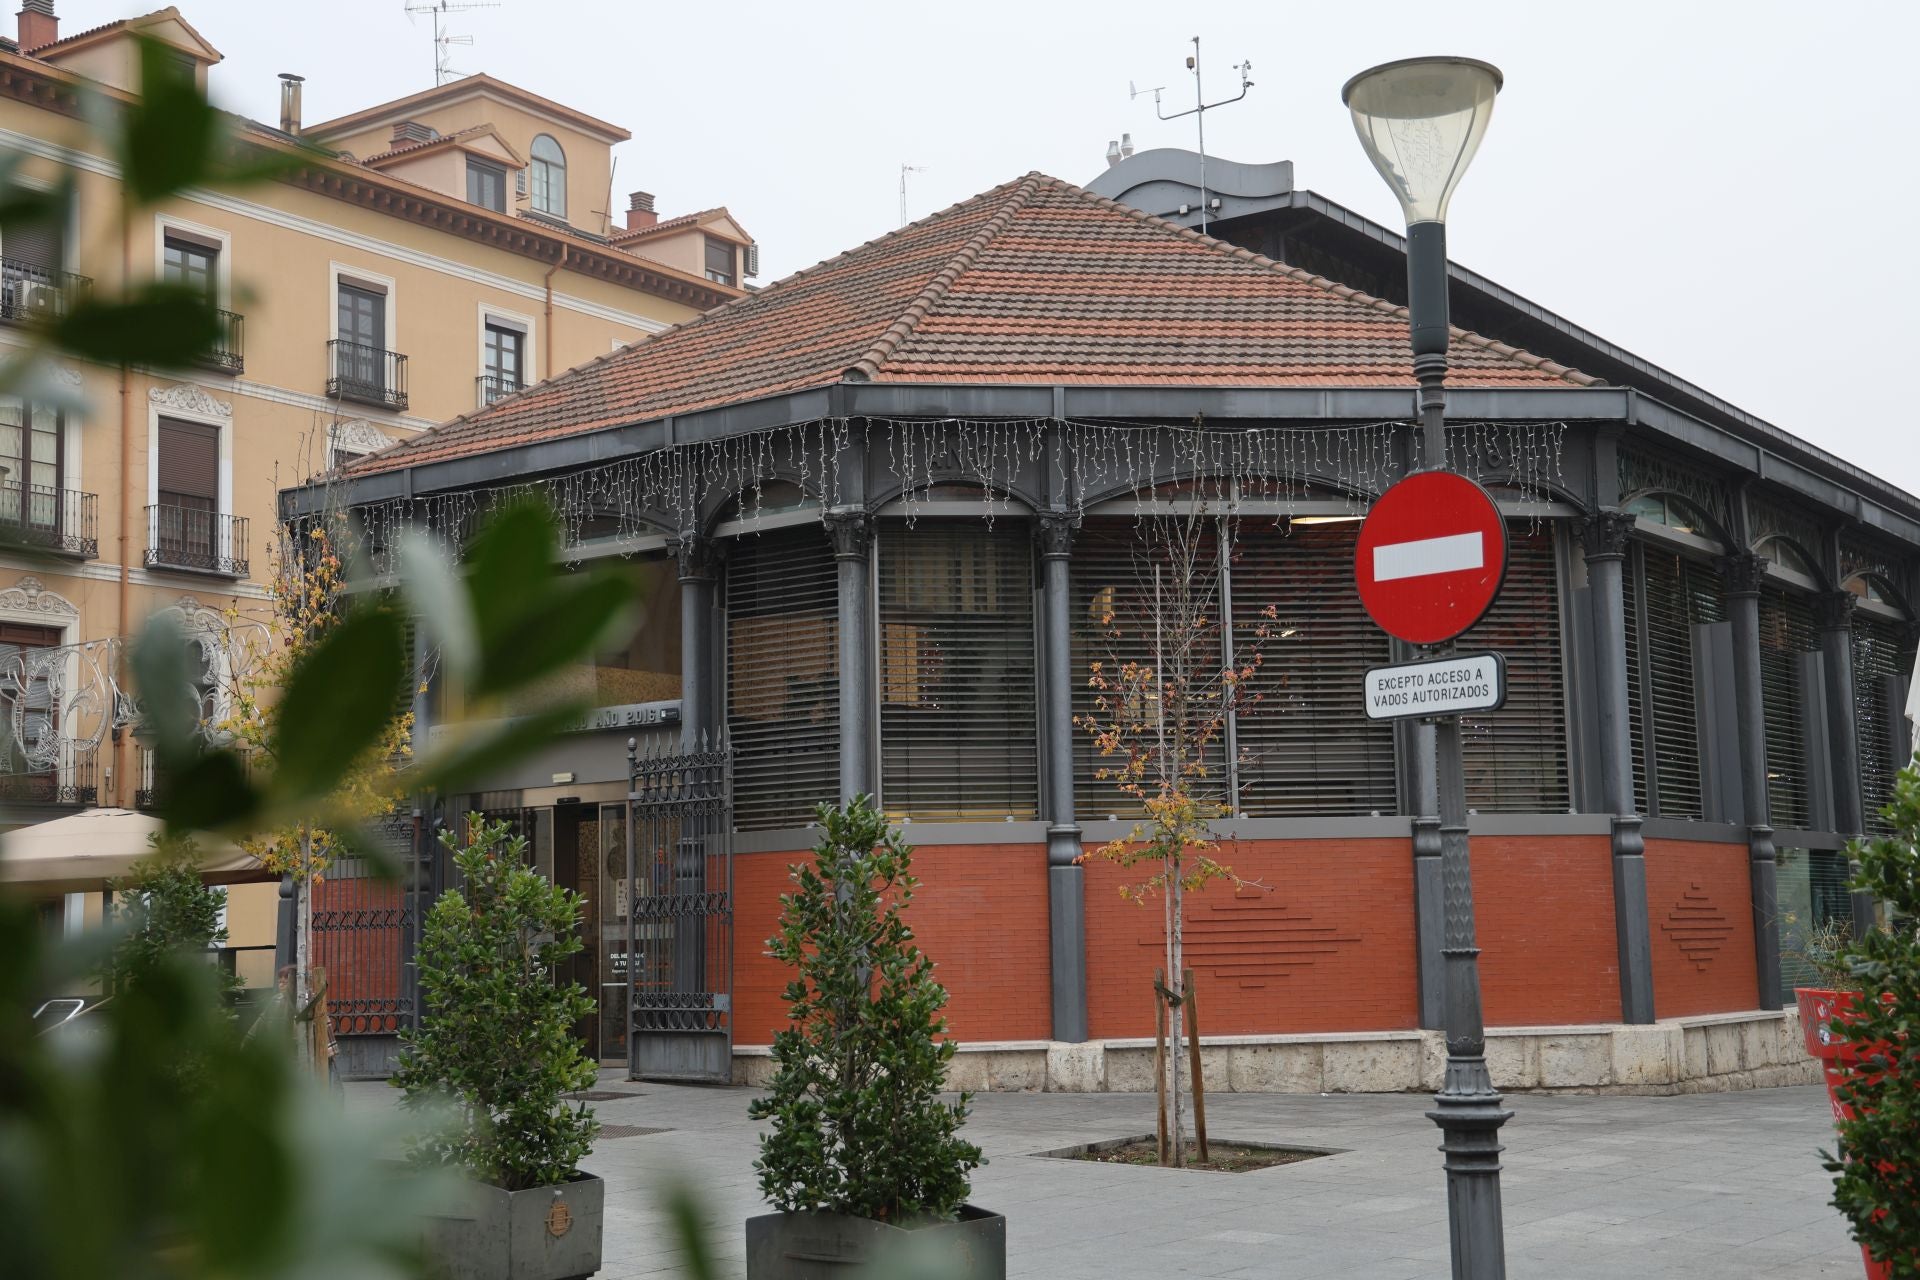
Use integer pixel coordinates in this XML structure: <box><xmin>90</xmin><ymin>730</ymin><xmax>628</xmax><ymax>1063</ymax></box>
<box><xmin>1759</xmin><ymin>586</ymin><xmax>1818</xmax><ymax>830</ymax></box>
<box><xmin>1853</xmin><ymin>613</ymin><xmax>1914</xmax><ymax>835</ymax></box>
<box><xmin>1457</xmin><ymin>524</ymin><xmax>1568</xmax><ymax>813</ymax></box>
<box><xmin>1232</xmin><ymin>522</ymin><xmax>1396</xmax><ymax>817</ymax></box>
<box><xmin>726</xmin><ymin>526</ymin><xmax>838</xmax><ymax>831</ymax></box>
<box><xmin>1623</xmin><ymin>547</ymin><xmax>1650</xmax><ymax>815</ymax></box>
<box><xmin>1636</xmin><ymin>546</ymin><xmax>1725</xmax><ymax>820</ymax></box>
<box><xmin>1</xmin><ymin>214</ymin><xmax>62</xmax><ymax>272</ymax></box>
<box><xmin>1069</xmin><ymin>519</ymin><xmax>1229</xmax><ymax>822</ymax></box>
<box><xmin>877</xmin><ymin>521</ymin><xmax>1037</xmax><ymax>821</ymax></box>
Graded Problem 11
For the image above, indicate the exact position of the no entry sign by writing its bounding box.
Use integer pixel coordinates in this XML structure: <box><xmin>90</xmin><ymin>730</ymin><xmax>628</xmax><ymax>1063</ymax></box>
<box><xmin>1354</xmin><ymin>471</ymin><xmax>1508</xmax><ymax>646</ymax></box>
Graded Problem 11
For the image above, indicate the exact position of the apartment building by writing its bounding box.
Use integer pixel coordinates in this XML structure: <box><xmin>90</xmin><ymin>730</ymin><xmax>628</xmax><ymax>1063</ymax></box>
<box><xmin>0</xmin><ymin>2</ymin><xmax>757</xmax><ymax>832</ymax></box>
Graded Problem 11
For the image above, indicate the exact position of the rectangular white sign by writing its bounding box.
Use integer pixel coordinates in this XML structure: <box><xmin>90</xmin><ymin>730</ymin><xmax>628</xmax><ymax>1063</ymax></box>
<box><xmin>1372</xmin><ymin>531</ymin><xmax>1485</xmax><ymax>582</ymax></box>
<box><xmin>1363</xmin><ymin>652</ymin><xmax>1506</xmax><ymax>721</ymax></box>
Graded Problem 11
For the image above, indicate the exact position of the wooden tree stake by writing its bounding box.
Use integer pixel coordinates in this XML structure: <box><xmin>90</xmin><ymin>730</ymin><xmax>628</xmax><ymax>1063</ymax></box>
<box><xmin>1185</xmin><ymin>967</ymin><xmax>1208</xmax><ymax>1163</ymax></box>
<box><xmin>1154</xmin><ymin>967</ymin><xmax>1169</xmax><ymax>1166</ymax></box>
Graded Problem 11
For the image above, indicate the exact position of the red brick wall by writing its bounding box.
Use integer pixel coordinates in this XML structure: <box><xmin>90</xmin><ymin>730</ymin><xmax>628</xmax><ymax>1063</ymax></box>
<box><xmin>1082</xmin><ymin>838</ymin><xmax>1419</xmax><ymax>1038</ymax></box>
<box><xmin>731</xmin><ymin>843</ymin><xmax>1053</xmax><ymax>1047</ymax></box>
<box><xmin>1471</xmin><ymin>835</ymin><xmax>1620</xmax><ymax>1026</ymax></box>
<box><xmin>1645</xmin><ymin>838</ymin><xmax>1759</xmax><ymax>1019</ymax></box>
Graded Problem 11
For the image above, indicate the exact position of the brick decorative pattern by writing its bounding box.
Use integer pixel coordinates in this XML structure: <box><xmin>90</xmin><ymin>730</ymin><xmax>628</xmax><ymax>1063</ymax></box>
<box><xmin>1661</xmin><ymin>880</ymin><xmax>1734</xmax><ymax>971</ymax></box>
<box><xmin>1646</xmin><ymin>839</ymin><xmax>1759</xmax><ymax>1019</ymax></box>
<box><xmin>1470</xmin><ymin>835</ymin><xmax>1622</xmax><ymax>1026</ymax></box>
<box><xmin>1085</xmin><ymin>838</ymin><xmax>1418</xmax><ymax>1038</ymax></box>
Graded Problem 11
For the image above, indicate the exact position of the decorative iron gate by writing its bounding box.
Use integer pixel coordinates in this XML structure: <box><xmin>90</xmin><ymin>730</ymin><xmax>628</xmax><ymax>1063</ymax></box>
<box><xmin>310</xmin><ymin>812</ymin><xmax>425</xmax><ymax>1039</ymax></box>
<box><xmin>625</xmin><ymin>739</ymin><xmax>733</xmax><ymax>1083</ymax></box>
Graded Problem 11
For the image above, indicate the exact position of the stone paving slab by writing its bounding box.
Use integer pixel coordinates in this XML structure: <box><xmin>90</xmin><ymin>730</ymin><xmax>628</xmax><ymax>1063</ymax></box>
<box><xmin>351</xmin><ymin>1077</ymin><xmax>1863</xmax><ymax>1278</ymax></box>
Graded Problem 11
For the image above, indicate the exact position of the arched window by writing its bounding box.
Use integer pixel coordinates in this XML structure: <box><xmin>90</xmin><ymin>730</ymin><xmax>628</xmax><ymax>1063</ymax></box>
<box><xmin>529</xmin><ymin>134</ymin><xmax>566</xmax><ymax>218</ymax></box>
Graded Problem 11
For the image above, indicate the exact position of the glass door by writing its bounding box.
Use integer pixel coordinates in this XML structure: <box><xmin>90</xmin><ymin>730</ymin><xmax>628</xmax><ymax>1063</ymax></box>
<box><xmin>597</xmin><ymin>802</ymin><xmax>630</xmax><ymax>1064</ymax></box>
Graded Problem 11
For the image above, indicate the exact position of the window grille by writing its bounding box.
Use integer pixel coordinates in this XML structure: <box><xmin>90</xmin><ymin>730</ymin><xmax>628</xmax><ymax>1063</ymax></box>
<box><xmin>1232</xmin><ymin>522</ymin><xmax>1396</xmax><ymax>817</ymax></box>
<box><xmin>1069</xmin><ymin>518</ymin><xmax>1229</xmax><ymax>822</ymax></box>
<box><xmin>1458</xmin><ymin>525</ymin><xmax>1568</xmax><ymax>813</ymax></box>
<box><xmin>877</xmin><ymin>521</ymin><xmax>1037</xmax><ymax>821</ymax></box>
<box><xmin>1853</xmin><ymin>613</ymin><xmax>1914</xmax><ymax>835</ymax></box>
<box><xmin>725</xmin><ymin>526</ymin><xmax>838</xmax><ymax>830</ymax></box>
<box><xmin>1759</xmin><ymin>586</ymin><xmax>1818</xmax><ymax>830</ymax></box>
<box><xmin>1636</xmin><ymin>546</ymin><xmax>1725</xmax><ymax>820</ymax></box>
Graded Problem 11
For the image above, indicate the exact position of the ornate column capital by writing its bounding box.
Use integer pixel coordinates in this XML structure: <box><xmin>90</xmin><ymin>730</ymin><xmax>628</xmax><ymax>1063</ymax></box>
<box><xmin>1035</xmin><ymin>511</ymin><xmax>1077</xmax><ymax>560</ymax></box>
<box><xmin>1816</xmin><ymin>590</ymin><xmax>1858</xmax><ymax>632</ymax></box>
<box><xmin>821</xmin><ymin>509</ymin><xmax>873</xmax><ymax>562</ymax></box>
<box><xmin>1718</xmin><ymin>550</ymin><xmax>1767</xmax><ymax>598</ymax></box>
<box><xmin>1579</xmin><ymin>508</ymin><xmax>1635</xmax><ymax>562</ymax></box>
<box><xmin>673</xmin><ymin>533</ymin><xmax>721</xmax><ymax>583</ymax></box>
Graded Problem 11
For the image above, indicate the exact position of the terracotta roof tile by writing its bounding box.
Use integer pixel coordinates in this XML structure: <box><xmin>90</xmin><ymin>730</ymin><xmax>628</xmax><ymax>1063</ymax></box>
<box><xmin>345</xmin><ymin>172</ymin><xmax>1596</xmax><ymax>478</ymax></box>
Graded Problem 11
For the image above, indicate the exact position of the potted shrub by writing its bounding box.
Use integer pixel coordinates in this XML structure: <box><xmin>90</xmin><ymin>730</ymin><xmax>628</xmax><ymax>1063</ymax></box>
<box><xmin>395</xmin><ymin>815</ymin><xmax>604</xmax><ymax>1280</ymax></box>
<box><xmin>745</xmin><ymin>797</ymin><xmax>1001</xmax><ymax>1279</ymax></box>
<box><xmin>1803</xmin><ymin>761</ymin><xmax>1920</xmax><ymax>1280</ymax></box>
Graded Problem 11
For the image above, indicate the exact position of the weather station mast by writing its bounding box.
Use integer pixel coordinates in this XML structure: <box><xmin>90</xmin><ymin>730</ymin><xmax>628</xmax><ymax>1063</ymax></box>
<box><xmin>1131</xmin><ymin>36</ymin><xmax>1253</xmax><ymax>234</ymax></box>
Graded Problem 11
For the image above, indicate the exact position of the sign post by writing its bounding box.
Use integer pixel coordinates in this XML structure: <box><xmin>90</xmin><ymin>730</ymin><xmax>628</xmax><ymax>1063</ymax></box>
<box><xmin>1355</xmin><ymin>468</ymin><xmax>1513</xmax><ymax>1278</ymax></box>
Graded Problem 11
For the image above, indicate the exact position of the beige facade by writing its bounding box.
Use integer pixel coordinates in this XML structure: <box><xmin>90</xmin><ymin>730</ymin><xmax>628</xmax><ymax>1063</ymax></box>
<box><xmin>0</xmin><ymin>5</ymin><xmax>755</xmax><ymax>957</ymax></box>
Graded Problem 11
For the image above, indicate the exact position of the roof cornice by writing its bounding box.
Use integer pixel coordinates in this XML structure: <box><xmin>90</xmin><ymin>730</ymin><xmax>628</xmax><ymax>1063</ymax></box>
<box><xmin>303</xmin><ymin>73</ymin><xmax>630</xmax><ymax>145</ymax></box>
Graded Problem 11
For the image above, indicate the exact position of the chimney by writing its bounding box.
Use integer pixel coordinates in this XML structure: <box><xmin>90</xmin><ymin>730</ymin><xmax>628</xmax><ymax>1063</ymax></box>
<box><xmin>278</xmin><ymin>73</ymin><xmax>304</xmax><ymax>135</ymax></box>
<box><xmin>1104</xmin><ymin>139</ymin><xmax>1120</xmax><ymax>169</ymax></box>
<box><xmin>17</xmin><ymin>0</ymin><xmax>56</xmax><ymax>53</ymax></box>
<box><xmin>1120</xmin><ymin>132</ymin><xmax>1134</xmax><ymax>161</ymax></box>
<box><xmin>625</xmin><ymin>190</ymin><xmax>657</xmax><ymax>231</ymax></box>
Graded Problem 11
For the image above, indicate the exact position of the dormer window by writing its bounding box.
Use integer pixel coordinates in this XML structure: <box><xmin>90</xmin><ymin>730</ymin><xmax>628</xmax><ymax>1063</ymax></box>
<box><xmin>530</xmin><ymin>135</ymin><xmax>566</xmax><ymax>219</ymax></box>
<box><xmin>467</xmin><ymin>159</ymin><xmax>507</xmax><ymax>213</ymax></box>
<box><xmin>704</xmin><ymin>236</ymin><xmax>735</xmax><ymax>287</ymax></box>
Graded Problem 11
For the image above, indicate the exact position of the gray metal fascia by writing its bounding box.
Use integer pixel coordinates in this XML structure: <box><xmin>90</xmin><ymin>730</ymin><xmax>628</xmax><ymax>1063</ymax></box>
<box><xmin>845</xmin><ymin>383</ymin><xmax>1055</xmax><ymax>419</ymax></box>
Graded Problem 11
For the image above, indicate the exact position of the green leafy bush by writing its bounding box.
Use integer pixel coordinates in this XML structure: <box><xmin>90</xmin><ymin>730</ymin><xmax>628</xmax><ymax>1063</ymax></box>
<box><xmin>748</xmin><ymin>797</ymin><xmax>983</xmax><ymax>1223</ymax></box>
<box><xmin>394</xmin><ymin>815</ymin><xmax>599</xmax><ymax>1190</ymax></box>
<box><xmin>102</xmin><ymin>834</ymin><xmax>237</xmax><ymax>1000</ymax></box>
<box><xmin>1824</xmin><ymin>760</ymin><xmax>1920</xmax><ymax>1274</ymax></box>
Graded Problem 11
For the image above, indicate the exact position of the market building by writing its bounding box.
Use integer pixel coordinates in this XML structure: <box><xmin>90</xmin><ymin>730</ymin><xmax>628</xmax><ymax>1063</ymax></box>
<box><xmin>0</xmin><ymin>3</ymin><xmax>752</xmax><ymax>982</ymax></box>
<box><xmin>288</xmin><ymin>157</ymin><xmax>1917</xmax><ymax>1090</ymax></box>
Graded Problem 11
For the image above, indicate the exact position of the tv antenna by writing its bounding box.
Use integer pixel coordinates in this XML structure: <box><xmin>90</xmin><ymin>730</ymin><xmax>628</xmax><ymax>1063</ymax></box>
<box><xmin>899</xmin><ymin>162</ymin><xmax>926</xmax><ymax>228</ymax></box>
<box><xmin>1134</xmin><ymin>36</ymin><xmax>1253</xmax><ymax>234</ymax></box>
<box><xmin>405</xmin><ymin>0</ymin><xmax>499</xmax><ymax>85</ymax></box>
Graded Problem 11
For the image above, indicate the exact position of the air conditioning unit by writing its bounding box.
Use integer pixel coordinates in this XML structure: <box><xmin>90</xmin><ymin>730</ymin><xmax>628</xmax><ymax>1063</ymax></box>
<box><xmin>17</xmin><ymin>280</ymin><xmax>60</xmax><ymax>318</ymax></box>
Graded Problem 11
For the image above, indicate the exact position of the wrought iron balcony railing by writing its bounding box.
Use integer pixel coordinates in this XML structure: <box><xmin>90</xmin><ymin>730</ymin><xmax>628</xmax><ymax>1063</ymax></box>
<box><xmin>0</xmin><ymin>744</ymin><xmax>99</xmax><ymax>807</ymax></box>
<box><xmin>197</xmin><ymin>307</ymin><xmax>245</xmax><ymax>374</ymax></box>
<box><xmin>475</xmin><ymin>373</ymin><xmax>522</xmax><ymax>407</ymax></box>
<box><xmin>145</xmin><ymin>504</ymin><xmax>249</xmax><ymax>577</ymax></box>
<box><xmin>328</xmin><ymin>339</ymin><xmax>409</xmax><ymax>410</ymax></box>
<box><xmin>0</xmin><ymin>482</ymin><xmax>97</xmax><ymax>557</ymax></box>
<box><xmin>0</xmin><ymin>259</ymin><xmax>91</xmax><ymax>326</ymax></box>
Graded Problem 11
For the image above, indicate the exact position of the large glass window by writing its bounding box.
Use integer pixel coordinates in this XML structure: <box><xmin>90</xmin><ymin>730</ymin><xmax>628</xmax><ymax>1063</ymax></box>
<box><xmin>727</xmin><ymin>525</ymin><xmax>838</xmax><ymax>830</ymax></box>
<box><xmin>162</xmin><ymin>235</ymin><xmax>217</xmax><ymax>300</ymax></box>
<box><xmin>0</xmin><ymin>397</ymin><xmax>60</xmax><ymax>531</ymax></box>
<box><xmin>499</xmin><ymin>557</ymin><xmax>681</xmax><ymax>716</ymax></box>
<box><xmin>1759</xmin><ymin>586</ymin><xmax>1820</xmax><ymax>830</ymax></box>
<box><xmin>1777</xmin><ymin>845</ymin><xmax>1852</xmax><ymax>1004</ymax></box>
<box><xmin>529</xmin><ymin>135</ymin><xmax>567</xmax><ymax>219</ymax></box>
<box><xmin>877</xmin><ymin>520</ymin><xmax>1036</xmax><ymax>821</ymax></box>
<box><xmin>466</xmin><ymin>159</ymin><xmax>507</xmax><ymax>212</ymax></box>
<box><xmin>704</xmin><ymin>237</ymin><xmax>735</xmax><ymax>286</ymax></box>
<box><xmin>482</xmin><ymin>321</ymin><xmax>524</xmax><ymax>399</ymax></box>
<box><xmin>1853</xmin><ymin>607</ymin><xmax>1915</xmax><ymax>835</ymax></box>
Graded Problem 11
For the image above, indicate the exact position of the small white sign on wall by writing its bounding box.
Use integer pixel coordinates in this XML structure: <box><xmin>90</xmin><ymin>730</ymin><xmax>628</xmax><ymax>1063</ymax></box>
<box><xmin>1363</xmin><ymin>652</ymin><xmax>1506</xmax><ymax>721</ymax></box>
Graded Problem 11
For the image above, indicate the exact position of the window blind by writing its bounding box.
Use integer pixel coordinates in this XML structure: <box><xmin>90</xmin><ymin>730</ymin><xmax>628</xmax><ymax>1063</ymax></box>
<box><xmin>1853</xmin><ymin>613</ymin><xmax>1913</xmax><ymax>835</ymax></box>
<box><xmin>157</xmin><ymin>417</ymin><xmax>219</xmax><ymax>503</ymax></box>
<box><xmin>725</xmin><ymin>526</ymin><xmax>839</xmax><ymax>831</ymax></box>
<box><xmin>1069</xmin><ymin>519</ymin><xmax>1230</xmax><ymax>822</ymax></box>
<box><xmin>1637</xmin><ymin>547</ymin><xmax>1725</xmax><ymax>820</ymax></box>
<box><xmin>1623</xmin><ymin>546</ymin><xmax>1650</xmax><ymax>816</ymax></box>
<box><xmin>1458</xmin><ymin>525</ymin><xmax>1568</xmax><ymax>813</ymax></box>
<box><xmin>1759</xmin><ymin>586</ymin><xmax>1818</xmax><ymax>830</ymax></box>
<box><xmin>1232</xmin><ymin>522</ymin><xmax>1396</xmax><ymax>817</ymax></box>
<box><xmin>877</xmin><ymin>520</ymin><xmax>1037</xmax><ymax>821</ymax></box>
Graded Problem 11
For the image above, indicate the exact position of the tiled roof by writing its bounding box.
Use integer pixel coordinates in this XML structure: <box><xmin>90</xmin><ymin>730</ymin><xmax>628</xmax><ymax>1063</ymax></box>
<box><xmin>612</xmin><ymin>207</ymin><xmax>751</xmax><ymax>245</ymax></box>
<box><xmin>345</xmin><ymin>172</ymin><xmax>1596</xmax><ymax>478</ymax></box>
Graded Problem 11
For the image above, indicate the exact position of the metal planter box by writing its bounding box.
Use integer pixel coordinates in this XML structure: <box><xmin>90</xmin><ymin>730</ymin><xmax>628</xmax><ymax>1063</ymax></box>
<box><xmin>745</xmin><ymin>1205</ymin><xmax>1006</xmax><ymax>1280</ymax></box>
<box><xmin>424</xmin><ymin>1172</ymin><xmax>604</xmax><ymax>1280</ymax></box>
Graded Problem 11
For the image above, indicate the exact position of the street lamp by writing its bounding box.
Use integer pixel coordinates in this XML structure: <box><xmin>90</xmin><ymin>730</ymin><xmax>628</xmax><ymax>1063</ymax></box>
<box><xmin>1344</xmin><ymin>56</ymin><xmax>1512</xmax><ymax>1280</ymax></box>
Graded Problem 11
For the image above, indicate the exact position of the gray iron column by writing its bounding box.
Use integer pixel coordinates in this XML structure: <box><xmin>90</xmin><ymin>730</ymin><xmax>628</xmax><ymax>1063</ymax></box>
<box><xmin>1037</xmin><ymin>513</ymin><xmax>1089</xmax><ymax>1042</ymax></box>
<box><xmin>1582</xmin><ymin>512</ymin><xmax>1655</xmax><ymax>1024</ymax></box>
<box><xmin>675</xmin><ymin>535</ymin><xmax>719</xmax><ymax>749</ymax></box>
<box><xmin>1398</xmin><ymin>638</ymin><xmax>1446</xmax><ymax>1030</ymax></box>
<box><xmin>1817</xmin><ymin>590</ymin><xmax>1876</xmax><ymax>936</ymax></box>
<box><xmin>824</xmin><ymin>510</ymin><xmax>875</xmax><ymax>803</ymax></box>
<box><xmin>1722</xmin><ymin>552</ymin><xmax>1782</xmax><ymax>1008</ymax></box>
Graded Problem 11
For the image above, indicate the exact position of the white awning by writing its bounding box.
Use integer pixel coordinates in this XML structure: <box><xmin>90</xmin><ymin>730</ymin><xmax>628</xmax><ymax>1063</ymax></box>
<box><xmin>0</xmin><ymin>808</ymin><xmax>265</xmax><ymax>893</ymax></box>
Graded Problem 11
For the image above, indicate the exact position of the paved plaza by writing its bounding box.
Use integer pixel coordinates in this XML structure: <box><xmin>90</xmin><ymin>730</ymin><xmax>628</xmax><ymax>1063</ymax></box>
<box><xmin>356</xmin><ymin>1077</ymin><xmax>1863</xmax><ymax>1278</ymax></box>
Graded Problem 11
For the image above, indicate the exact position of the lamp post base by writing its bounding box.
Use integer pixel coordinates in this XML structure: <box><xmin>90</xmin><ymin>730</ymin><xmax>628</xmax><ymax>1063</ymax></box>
<box><xmin>1428</xmin><ymin>1052</ymin><xmax>1512</xmax><ymax>1280</ymax></box>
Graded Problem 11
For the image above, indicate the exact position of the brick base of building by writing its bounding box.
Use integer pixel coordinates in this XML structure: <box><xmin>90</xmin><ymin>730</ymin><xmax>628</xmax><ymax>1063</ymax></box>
<box><xmin>732</xmin><ymin>1009</ymin><xmax>1817</xmax><ymax>1096</ymax></box>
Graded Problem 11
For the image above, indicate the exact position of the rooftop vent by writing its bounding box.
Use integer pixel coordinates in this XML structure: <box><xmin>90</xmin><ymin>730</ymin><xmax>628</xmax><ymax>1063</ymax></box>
<box><xmin>625</xmin><ymin>190</ymin><xmax>657</xmax><ymax>232</ymax></box>
<box><xmin>278</xmin><ymin>72</ymin><xmax>304</xmax><ymax>135</ymax></box>
<box><xmin>391</xmin><ymin>120</ymin><xmax>439</xmax><ymax>146</ymax></box>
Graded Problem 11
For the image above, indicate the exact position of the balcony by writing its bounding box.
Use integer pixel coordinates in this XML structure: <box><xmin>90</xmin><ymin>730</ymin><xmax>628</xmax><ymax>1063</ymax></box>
<box><xmin>197</xmin><ymin>308</ymin><xmax>245</xmax><ymax>374</ymax></box>
<box><xmin>145</xmin><ymin>505</ymin><xmax>249</xmax><ymax>578</ymax></box>
<box><xmin>0</xmin><ymin>259</ymin><xmax>90</xmax><ymax>326</ymax></box>
<box><xmin>475</xmin><ymin>373</ymin><xmax>522</xmax><ymax>408</ymax></box>
<box><xmin>0</xmin><ymin>746</ymin><xmax>99</xmax><ymax>808</ymax></box>
<box><xmin>328</xmin><ymin>339</ymin><xmax>409</xmax><ymax>410</ymax></box>
<box><xmin>0</xmin><ymin>482</ymin><xmax>97</xmax><ymax>558</ymax></box>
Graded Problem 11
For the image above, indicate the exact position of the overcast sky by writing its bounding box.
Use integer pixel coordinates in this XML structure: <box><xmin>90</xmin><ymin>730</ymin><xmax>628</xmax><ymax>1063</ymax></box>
<box><xmin>84</xmin><ymin>0</ymin><xmax>1920</xmax><ymax>492</ymax></box>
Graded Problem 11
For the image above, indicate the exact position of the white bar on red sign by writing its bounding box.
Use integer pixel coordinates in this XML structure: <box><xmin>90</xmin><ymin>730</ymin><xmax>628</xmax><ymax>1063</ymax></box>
<box><xmin>1371</xmin><ymin>531</ymin><xmax>1484</xmax><ymax>582</ymax></box>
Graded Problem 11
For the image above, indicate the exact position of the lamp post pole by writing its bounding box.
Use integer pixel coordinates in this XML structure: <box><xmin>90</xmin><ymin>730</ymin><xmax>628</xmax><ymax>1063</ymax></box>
<box><xmin>1344</xmin><ymin>57</ymin><xmax>1511</xmax><ymax>1279</ymax></box>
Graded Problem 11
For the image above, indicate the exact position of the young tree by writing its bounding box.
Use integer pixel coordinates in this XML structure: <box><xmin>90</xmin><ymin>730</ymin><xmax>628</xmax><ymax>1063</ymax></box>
<box><xmin>217</xmin><ymin>515</ymin><xmax>414</xmax><ymax>1026</ymax></box>
<box><xmin>102</xmin><ymin>833</ymin><xmax>236</xmax><ymax>1001</ymax></box>
<box><xmin>1077</xmin><ymin>502</ymin><xmax>1273</xmax><ymax>1167</ymax></box>
<box><xmin>394</xmin><ymin>814</ymin><xmax>599</xmax><ymax>1190</ymax></box>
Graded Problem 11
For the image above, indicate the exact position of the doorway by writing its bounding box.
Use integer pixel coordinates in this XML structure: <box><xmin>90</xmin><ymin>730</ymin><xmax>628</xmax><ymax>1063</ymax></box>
<box><xmin>550</xmin><ymin>802</ymin><xmax>630</xmax><ymax>1065</ymax></box>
